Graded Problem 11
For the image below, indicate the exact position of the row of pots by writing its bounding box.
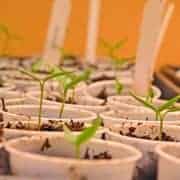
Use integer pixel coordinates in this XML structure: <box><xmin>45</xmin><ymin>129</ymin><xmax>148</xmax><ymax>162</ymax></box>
<box><xmin>0</xmin><ymin>59</ymin><xmax>179</xmax><ymax>180</ymax></box>
<box><xmin>0</xmin><ymin>101</ymin><xmax>179</xmax><ymax>180</ymax></box>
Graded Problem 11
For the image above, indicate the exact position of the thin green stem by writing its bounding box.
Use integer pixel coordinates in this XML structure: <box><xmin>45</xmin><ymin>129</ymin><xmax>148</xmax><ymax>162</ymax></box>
<box><xmin>59</xmin><ymin>93</ymin><xmax>66</xmax><ymax>118</ymax></box>
<box><xmin>159</xmin><ymin>113</ymin><xmax>164</xmax><ymax>141</ymax></box>
<box><xmin>156</xmin><ymin>111</ymin><xmax>163</xmax><ymax>141</ymax></box>
<box><xmin>38</xmin><ymin>81</ymin><xmax>45</xmax><ymax>130</ymax></box>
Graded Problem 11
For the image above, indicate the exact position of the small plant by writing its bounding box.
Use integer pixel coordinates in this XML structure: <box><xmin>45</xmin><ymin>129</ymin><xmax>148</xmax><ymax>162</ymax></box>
<box><xmin>0</xmin><ymin>24</ymin><xmax>21</xmax><ymax>56</ymax></box>
<box><xmin>130</xmin><ymin>92</ymin><xmax>180</xmax><ymax>140</ymax></box>
<box><xmin>19</xmin><ymin>68</ymin><xmax>72</xmax><ymax>129</ymax></box>
<box><xmin>53</xmin><ymin>68</ymin><xmax>91</xmax><ymax>117</ymax></box>
<box><xmin>115</xmin><ymin>79</ymin><xmax>124</xmax><ymax>95</ymax></box>
<box><xmin>100</xmin><ymin>38</ymin><xmax>135</xmax><ymax>69</ymax></box>
<box><xmin>63</xmin><ymin>117</ymin><xmax>102</xmax><ymax>159</ymax></box>
<box><xmin>31</xmin><ymin>58</ymin><xmax>43</xmax><ymax>73</ymax></box>
<box><xmin>31</xmin><ymin>58</ymin><xmax>53</xmax><ymax>73</ymax></box>
<box><xmin>146</xmin><ymin>87</ymin><xmax>155</xmax><ymax>103</ymax></box>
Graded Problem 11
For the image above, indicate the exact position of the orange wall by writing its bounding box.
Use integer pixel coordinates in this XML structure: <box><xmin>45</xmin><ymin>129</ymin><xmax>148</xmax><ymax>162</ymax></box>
<box><xmin>0</xmin><ymin>0</ymin><xmax>179</xmax><ymax>68</ymax></box>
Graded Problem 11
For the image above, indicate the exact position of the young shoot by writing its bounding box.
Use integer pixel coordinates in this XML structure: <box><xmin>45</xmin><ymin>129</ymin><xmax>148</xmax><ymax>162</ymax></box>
<box><xmin>53</xmin><ymin>68</ymin><xmax>91</xmax><ymax>117</ymax></box>
<box><xmin>63</xmin><ymin>117</ymin><xmax>102</xmax><ymax>159</ymax></box>
<box><xmin>31</xmin><ymin>58</ymin><xmax>54</xmax><ymax>74</ymax></box>
<box><xmin>146</xmin><ymin>87</ymin><xmax>155</xmax><ymax>103</ymax></box>
<box><xmin>100</xmin><ymin>38</ymin><xmax>135</xmax><ymax>69</ymax></box>
<box><xmin>31</xmin><ymin>58</ymin><xmax>43</xmax><ymax>73</ymax></box>
<box><xmin>115</xmin><ymin>79</ymin><xmax>123</xmax><ymax>95</ymax></box>
<box><xmin>19</xmin><ymin>69</ymin><xmax>71</xmax><ymax>130</ymax></box>
<box><xmin>130</xmin><ymin>92</ymin><xmax>180</xmax><ymax>140</ymax></box>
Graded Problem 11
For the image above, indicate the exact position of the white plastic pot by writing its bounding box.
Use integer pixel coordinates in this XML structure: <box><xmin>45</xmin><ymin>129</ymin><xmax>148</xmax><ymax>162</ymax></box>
<box><xmin>100</xmin><ymin>109</ymin><xmax>180</xmax><ymax>127</ymax></box>
<box><xmin>0</xmin><ymin>91</ymin><xmax>26</xmax><ymax>106</ymax></box>
<box><xmin>107</xmin><ymin>122</ymin><xmax>180</xmax><ymax>180</ymax></box>
<box><xmin>80</xmin><ymin>80</ymin><xmax>161</xmax><ymax>106</ymax></box>
<box><xmin>25</xmin><ymin>90</ymin><xmax>107</xmax><ymax>114</ymax></box>
<box><xmin>0</xmin><ymin>176</ymin><xmax>42</xmax><ymax>180</ymax></box>
<box><xmin>90</xmin><ymin>70</ymin><xmax>132</xmax><ymax>82</ymax></box>
<box><xmin>2</xmin><ymin>105</ymin><xmax>97</xmax><ymax>123</ymax></box>
<box><xmin>107</xmin><ymin>96</ymin><xmax>178</xmax><ymax>112</ymax></box>
<box><xmin>156</xmin><ymin>143</ymin><xmax>180</xmax><ymax>180</ymax></box>
<box><xmin>5</xmin><ymin>134</ymin><xmax>141</xmax><ymax>180</ymax></box>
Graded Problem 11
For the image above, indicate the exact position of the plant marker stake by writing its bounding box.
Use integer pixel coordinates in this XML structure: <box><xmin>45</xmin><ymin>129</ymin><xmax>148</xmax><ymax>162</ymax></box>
<box><xmin>133</xmin><ymin>0</ymin><xmax>161</xmax><ymax>96</ymax></box>
<box><xmin>85</xmin><ymin>0</ymin><xmax>101</xmax><ymax>64</ymax></box>
<box><xmin>146</xmin><ymin>3</ymin><xmax>175</xmax><ymax>92</ymax></box>
<box><xmin>133</xmin><ymin>0</ymin><xmax>174</xmax><ymax>96</ymax></box>
<box><xmin>43</xmin><ymin>0</ymin><xmax>71</xmax><ymax>65</ymax></box>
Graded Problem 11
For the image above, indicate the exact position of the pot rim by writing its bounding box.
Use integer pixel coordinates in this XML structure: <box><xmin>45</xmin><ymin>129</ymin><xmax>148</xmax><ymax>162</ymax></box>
<box><xmin>108</xmin><ymin>123</ymin><xmax>180</xmax><ymax>145</ymax></box>
<box><xmin>5</xmin><ymin>134</ymin><xmax>142</xmax><ymax>165</ymax></box>
<box><xmin>2</xmin><ymin>104</ymin><xmax>97</xmax><ymax>121</ymax></box>
<box><xmin>100</xmin><ymin>110</ymin><xmax>180</xmax><ymax>123</ymax></box>
<box><xmin>156</xmin><ymin>143</ymin><xmax>180</xmax><ymax>164</ymax></box>
<box><xmin>26</xmin><ymin>91</ymin><xmax>107</xmax><ymax>109</ymax></box>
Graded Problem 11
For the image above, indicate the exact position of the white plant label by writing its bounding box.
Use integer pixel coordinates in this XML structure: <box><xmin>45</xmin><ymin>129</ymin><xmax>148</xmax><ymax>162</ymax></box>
<box><xmin>85</xmin><ymin>0</ymin><xmax>101</xmax><ymax>64</ymax></box>
<box><xmin>133</xmin><ymin>0</ymin><xmax>174</xmax><ymax>96</ymax></box>
<box><xmin>43</xmin><ymin>0</ymin><xmax>71</xmax><ymax>65</ymax></box>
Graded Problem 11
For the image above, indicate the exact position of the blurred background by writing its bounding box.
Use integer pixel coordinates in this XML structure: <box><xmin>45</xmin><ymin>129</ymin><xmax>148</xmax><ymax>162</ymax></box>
<box><xmin>0</xmin><ymin>0</ymin><xmax>179</xmax><ymax>69</ymax></box>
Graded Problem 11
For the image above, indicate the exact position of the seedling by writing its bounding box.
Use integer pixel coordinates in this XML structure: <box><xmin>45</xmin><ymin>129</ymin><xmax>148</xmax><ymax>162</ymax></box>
<box><xmin>100</xmin><ymin>38</ymin><xmax>135</xmax><ymax>69</ymax></box>
<box><xmin>31</xmin><ymin>58</ymin><xmax>43</xmax><ymax>73</ymax></box>
<box><xmin>63</xmin><ymin>117</ymin><xmax>102</xmax><ymax>159</ymax></box>
<box><xmin>19</xmin><ymin>68</ymin><xmax>71</xmax><ymax>129</ymax></box>
<box><xmin>130</xmin><ymin>92</ymin><xmax>180</xmax><ymax>140</ymax></box>
<box><xmin>146</xmin><ymin>87</ymin><xmax>155</xmax><ymax>103</ymax></box>
<box><xmin>0</xmin><ymin>24</ymin><xmax>21</xmax><ymax>56</ymax></box>
<box><xmin>115</xmin><ymin>79</ymin><xmax>123</xmax><ymax>95</ymax></box>
<box><xmin>31</xmin><ymin>58</ymin><xmax>54</xmax><ymax>74</ymax></box>
<box><xmin>53</xmin><ymin>68</ymin><xmax>91</xmax><ymax>117</ymax></box>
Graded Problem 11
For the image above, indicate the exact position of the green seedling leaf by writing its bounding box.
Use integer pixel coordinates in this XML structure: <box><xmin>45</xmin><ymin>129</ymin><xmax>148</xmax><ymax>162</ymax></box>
<box><xmin>158</xmin><ymin>95</ymin><xmax>180</xmax><ymax>112</ymax></box>
<box><xmin>63</xmin><ymin>117</ymin><xmax>102</xmax><ymax>158</ymax></box>
<box><xmin>75</xmin><ymin>117</ymin><xmax>101</xmax><ymax>146</ymax></box>
<box><xmin>130</xmin><ymin>92</ymin><xmax>157</xmax><ymax>111</ymax></box>
<box><xmin>130</xmin><ymin>91</ymin><xmax>180</xmax><ymax>141</ymax></box>
<box><xmin>31</xmin><ymin>58</ymin><xmax>43</xmax><ymax>73</ymax></box>
<box><xmin>146</xmin><ymin>87</ymin><xmax>155</xmax><ymax>103</ymax></box>
<box><xmin>115</xmin><ymin>79</ymin><xmax>123</xmax><ymax>94</ymax></box>
<box><xmin>99</xmin><ymin>38</ymin><xmax>111</xmax><ymax>49</ymax></box>
<box><xmin>64</xmin><ymin>69</ymin><xmax>91</xmax><ymax>94</ymax></box>
<box><xmin>19</xmin><ymin>68</ymin><xmax>72</xmax><ymax>130</ymax></box>
<box><xmin>112</xmin><ymin>38</ymin><xmax>127</xmax><ymax>50</ymax></box>
<box><xmin>63</xmin><ymin>124</ymin><xmax>76</xmax><ymax>144</ymax></box>
<box><xmin>19</xmin><ymin>69</ymin><xmax>40</xmax><ymax>82</ymax></box>
<box><xmin>43</xmin><ymin>71</ymin><xmax>72</xmax><ymax>82</ymax></box>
